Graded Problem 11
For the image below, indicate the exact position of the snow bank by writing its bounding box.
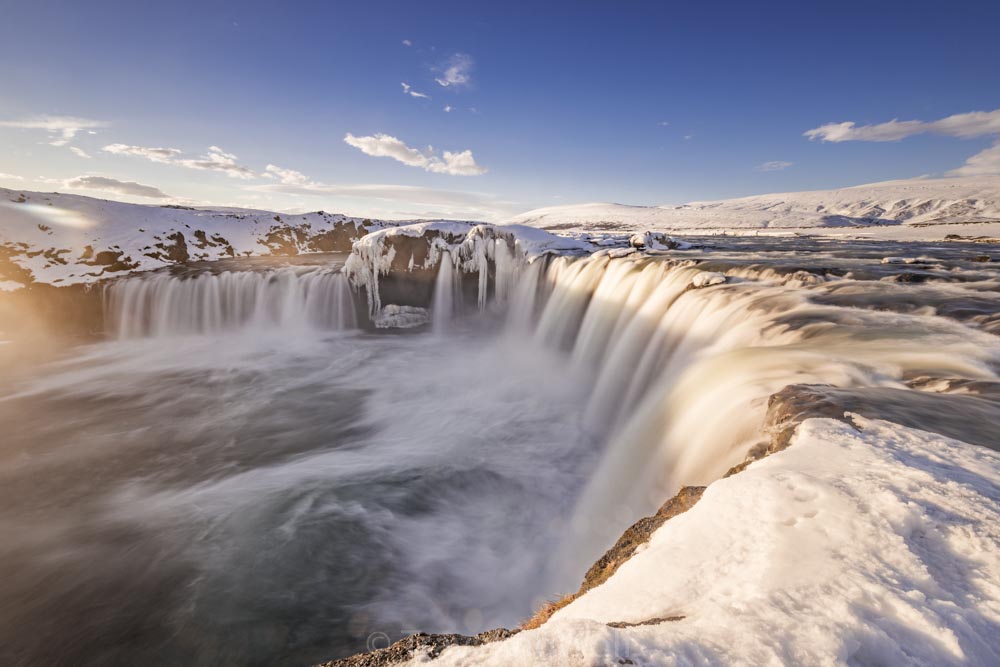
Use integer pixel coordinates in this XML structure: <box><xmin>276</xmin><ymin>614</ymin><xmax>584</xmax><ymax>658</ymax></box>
<box><xmin>425</xmin><ymin>417</ymin><xmax>1000</xmax><ymax>666</ymax></box>
<box><xmin>0</xmin><ymin>187</ymin><xmax>402</xmax><ymax>290</ymax></box>
<box><xmin>506</xmin><ymin>176</ymin><xmax>1000</xmax><ymax>235</ymax></box>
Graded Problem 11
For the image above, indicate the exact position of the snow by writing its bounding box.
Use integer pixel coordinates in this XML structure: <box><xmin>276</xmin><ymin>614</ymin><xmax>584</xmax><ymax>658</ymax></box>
<box><xmin>424</xmin><ymin>417</ymin><xmax>1000</xmax><ymax>666</ymax></box>
<box><xmin>0</xmin><ymin>188</ymin><xmax>401</xmax><ymax>290</ymax></box>
<box><xmin>506</xmin><ymin>176</ymin><xmax>1000</xmax><ymax>238</ymax></box>
<box><xmin>345</xmin><ymin>220</ymin><xmax>592</xmax><ymax>316</ymax></box>
<box><xmin>689</xmin><ymin>271</ymin><xmax>726</xmax><ymax>288</ymax></box>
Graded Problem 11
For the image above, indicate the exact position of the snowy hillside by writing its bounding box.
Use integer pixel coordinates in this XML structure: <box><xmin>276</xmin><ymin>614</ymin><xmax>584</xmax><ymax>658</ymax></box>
<box><xmin>507</xmin><ymin>176</ymin><xmax>1000</xmax><ymax>233</ymax></box>
<box><xmin>0</xmin><ymin>188</ymin><xmax>409</xmax><ymax>290</ymax></box>
<box><xmin>424</xmin><ymin>416</ymin><xmax>1000</xmax><ymax>666</ymax></box>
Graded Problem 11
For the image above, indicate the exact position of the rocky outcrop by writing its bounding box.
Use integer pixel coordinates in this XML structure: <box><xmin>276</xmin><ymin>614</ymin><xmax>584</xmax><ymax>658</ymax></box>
<box><xmin>315</xmin><ymin>628</ymin><xmax>519</xmax><ymax>667</ymax></box>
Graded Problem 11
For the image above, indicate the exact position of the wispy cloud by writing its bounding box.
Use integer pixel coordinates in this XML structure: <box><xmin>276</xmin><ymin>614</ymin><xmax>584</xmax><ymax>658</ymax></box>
<box><xmin>805</xmin><ymin>108</ymin><xmax>1000</xmax><ymax>176</ymax></box>
<box><xmin>401</xmin><ymin>82</ymin><xmax>430</xmax><ymax>99</ymax></box>
<box><xmin>950</xmin><ymin>141</ymin><xmax>1000</xmax><ymax>176</ymax></box>
<box><xmin>102</xmin><ymin>143</ymin><xmax>256</xmax><ymax>179</ymax></box>
<box><xmin>444</xmin><ymin>105</ymin><xmax>454</xmax><ymax>113</ymax></box>
<box><xmin>176</xmin><ymin>146</ymin><xmax>256</xmax><ymax>179</ymax></box>
<box><xmin>658</xmin><ymin>120</ymin><xmax>670</xmax><ymax>127</ymax></box>
<box><xmin>69</xmin><ymin>147</ymin><xmax>91</xmax><ymax>159</ymax></box>
<box><xmin>103</xmin><ymin>143</ymin><xmax>182</xmax><ymax>163</ymax></box>
<box><xmin>0</xmin><ymin>172</ymin><xmax>25</xmax><ymax>181</ymax></box>
<box><xmin>65</xmin><ymin>175</ymin><xmax>171</xmax><ymax>199</ymax></box>
<box><xmin>402</xmin><ymin>39</ymin><xmax>412</xmax><ymax>47</ymax></box>
<box><xmin>804</xmin><ymin>109</ymin><xmax>1000</xmax><ymax>143</ymax></box>
<box><xmin>263</xmin><ymin>164</ymin><xmax>311</xmax><ymax>185</ymax></box>
<box><xmin>0</xmin><ymin>115</ymin><xmax>108</xmax><ymax>146</ymax></box>
<box><xmin>250</xmin><ymin>164</ymin><xmax>510</xmax><ymax>220</ymax></box>
<box><xmin>434</xmin><ymin>53</ymin><xmax>473</xmax><ymax>88</ymax></box>
<box><xmin>755</xmin><ymin>160</ymin><xmax>793</xmax><ymax>172</ymax></box>
<box><xmin>343</xmin><ymin>133</ymin><xmax>487</xmax><ymax>176</ymax></box>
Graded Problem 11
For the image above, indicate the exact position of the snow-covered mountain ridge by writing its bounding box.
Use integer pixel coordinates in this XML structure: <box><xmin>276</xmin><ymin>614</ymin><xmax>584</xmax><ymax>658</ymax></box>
<box><xmin>507</xmin><ymin>176</ymin><xmax>1000</xmax><ymax>232</ymax></box>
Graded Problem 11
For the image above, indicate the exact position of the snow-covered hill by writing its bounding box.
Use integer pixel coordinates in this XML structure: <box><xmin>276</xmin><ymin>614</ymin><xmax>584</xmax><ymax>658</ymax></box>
<box><xmin>507</xmin><ymin>176</ymin><xmax>1000</xmax><ymax>233</ymax></box>
<box><xmin>0</xmin><ymin>188</ymin><xmax>440</xmax><ymax>290</ymax></box>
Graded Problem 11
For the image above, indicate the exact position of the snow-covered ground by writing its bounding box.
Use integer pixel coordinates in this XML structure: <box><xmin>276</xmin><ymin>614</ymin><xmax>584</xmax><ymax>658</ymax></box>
<box><xmin>507</xmin><ymin>176</ymin><xmax>1000</xmax><ymax>237</ymax></box>
<box><xmin>5</xmin><ymin>176</ymin><xmax>1000</xmax><ymax>290</ymax></box>
<box><xmin>425</xmin><ymin>416</ymin><xmax>1000</xmax><ymax>666</ymax></box>
<box><xmin>0</xmin><ymin>188</ymin><xmax>421</xmax><ymax>289</ymax></box>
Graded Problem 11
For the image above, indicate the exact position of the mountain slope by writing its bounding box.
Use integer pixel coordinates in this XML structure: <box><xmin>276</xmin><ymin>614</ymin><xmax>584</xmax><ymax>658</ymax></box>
<box><xmin>506</xmin><ymin>176</ymin><xmax>1000</xmax><ymax>232</ymax></box>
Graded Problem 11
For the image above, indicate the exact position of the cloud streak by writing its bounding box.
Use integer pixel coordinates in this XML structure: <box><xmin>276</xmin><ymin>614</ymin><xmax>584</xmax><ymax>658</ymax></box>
<box><xmin>755</xmin><ymin>160</ymin><xmax>793</xmax><ymax>172</ymax></box>
<box><xmin>343</xmin><ymin>133</ymin><xmax>487</xmax><ymax>175</ymax></box>
<box><xmin>805</xmin><ymin>108</ymin><xmax>1000</xmax><ymax>176</ymax></box>
<box><xmin>102</xmin><ymin>143</ymin><xmax>256</xmax><ymax>178</ymax></box>
<box><xmin>0</xmin><ymin>115</ymin><xmax>108</xmax><ymax>146</ymax></box>
<box><xmin>65</xmin><ymin>175</ymin><xmax>172</xmax><ymax>199</ymax></box>
<box><xmin>401</xmin><ymin>82</ymin><xmax>430</xmax><ymax>99</ymax></box>
<box><xmin>949</xmin><ymin>141</ymin><xmax>1000</xmax><ymax>177</ymax></box>
<box><xmin>805</xmin><ymin>109</ymin><xmax>1000</xmax><ymax>143</ymax></box>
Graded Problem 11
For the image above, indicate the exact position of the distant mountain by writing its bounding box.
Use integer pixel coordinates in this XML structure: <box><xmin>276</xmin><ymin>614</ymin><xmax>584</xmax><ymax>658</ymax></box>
<box><xmin>506</xmin><ymin>176</ymin><xmax>1000</xmax><ymax>232</ymax></box>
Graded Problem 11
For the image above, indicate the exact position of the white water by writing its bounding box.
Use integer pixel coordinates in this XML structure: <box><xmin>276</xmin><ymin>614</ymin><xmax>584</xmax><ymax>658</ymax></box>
<box><xmin>105</xmin><ymin>268</ymin><xmax>356</xmax><ymax>338</ymax></box>
<box><xmin>494</xmin><ymin>253</ymin><xmax>1000</xmax><ymax>583</ymax></box>
<box><xmin>8</xmin><ymin>237</ymin><xmax>1000</xmax><ymax>665</ymax></box>
<box><xmin>431</xmin><ymin>251</ymin><xmax>460</xmax><ymax>333</ymax></box>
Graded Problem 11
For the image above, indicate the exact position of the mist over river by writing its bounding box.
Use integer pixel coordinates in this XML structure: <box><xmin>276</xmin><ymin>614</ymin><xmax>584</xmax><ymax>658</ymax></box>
<box><xmin>2</xmin><ymin>236</ymin><xmax>1000</xmax><ymax>666</ymax></box>
<box><xmin>0</xmin><ymin>325</ymin><xmax>599</xmax><ymax>665</ymax></box>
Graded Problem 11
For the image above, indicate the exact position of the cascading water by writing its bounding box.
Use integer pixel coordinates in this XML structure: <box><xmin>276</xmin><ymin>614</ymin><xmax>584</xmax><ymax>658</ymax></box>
<box><xmin>431</xmin><ymin>251</ymin><xmax>460</xmax><ymax>333</ymax></box>
<box><xmin>105</xmin><ymin>267</ymin><xmax>357</xmax><ymax>337</ymax></box>
<box><xmin>3</xmin><ymin>230</ymin><xmax>999</xmax><ymax>667</ymax></box>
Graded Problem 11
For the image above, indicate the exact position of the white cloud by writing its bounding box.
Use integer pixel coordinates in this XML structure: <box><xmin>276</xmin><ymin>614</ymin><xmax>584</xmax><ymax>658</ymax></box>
<box><xmin>401</xmin><ymin>82</ymin><xmax>430</xmax><ymax>99</ymax></box>
<box><xmin>69</xmin><ymin>147</ymin><xmax>91</xmax><ymax>159</ymax></box>
<box><xmin>176</xmin><ymin>146</ymin><xmax>256</xmax><ymax>179</ymax></box>
<box><xmin>658</xmin><ymin>121</ymin><xmax>670</xmax><ymax>127</ymax></box>
<box><xmin>263</xmin><ymin>164</ymin><xmax>310</xmax><ymax>185</ymax></box>
<box><xmin>103</xmin><ymin>143</ymin><xmax>182</xmax><ymax>163</ymax></box>
<box><xmin>755</xmin><ymin>160</ymin><xmax>793</xmax><ymax>172</ymax></box>
<box><xmin>805</xmin><ymin>109</ymin><xmax>1000</xmax><ymax>143</ymax></box>
<box><xmin>949</xmin><ymin>140</ymin><xmax>1000</xmax><ymax>176</ymax></box>
<box><xmin>344</xmin><ymin>133</ymin><xmax>487</xmax><ymax>175</ymax></box>
<box><xmin>444</xmin><ymin>106</ymin><xmax>454</xmax><ymax>113</ymax></box>
<box><xmin>0</xmin><ymin>172</ymin><xmax>25</xmax><ymax>181</ymax></box>
<box><xmin>806</xmin><ymin>108</ymin><xmax>1000</xmax><ymax>176</ymax></box>
<box><xmin>103</xmin><ymin>143</ymin><xmax>256</xmax><ymax>178</ymax></box>
<box><xmin>435</xmin><ymin>53</ymin><xmax>473</xmax><ymax>88</ymax></box>
<box><xmin>402</xmin><ymin>39</ymin><xmax>412</xmax><ymax>47</ymax></box>
<box><xmin>65</xmin><ymin>175</ymin><xmax>171</xmax><ymax>199</ymax></box>
<box><xmin>0</xmin><ymin>115</ymin><xmax>108</xmax><ymax>146</ymax></box>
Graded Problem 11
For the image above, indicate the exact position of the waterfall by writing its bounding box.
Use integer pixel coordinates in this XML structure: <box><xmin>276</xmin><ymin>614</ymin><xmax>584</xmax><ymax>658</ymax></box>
<box><xmin>431</xmin><ymin>251</ymin><xmax>461</xmax><ymax>333</ymax></box>
<box><xmin>103</xmin><ymin>239</ymin><xmax>1000</xmax><ymax>579</ymax></box>
<box><xmin>494</xmin><ymin>252</ymin><xmax>1000</xmax><ymax>585</ymax></box>
<box><xmin>106</xmin><ymin>268</ymin><xmax>357</xmax><ymax>338</ymax></box>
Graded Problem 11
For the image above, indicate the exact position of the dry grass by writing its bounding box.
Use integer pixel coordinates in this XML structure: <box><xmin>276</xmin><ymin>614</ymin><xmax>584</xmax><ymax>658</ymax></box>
<box><xmin>520</xmin><ymin>594</ymin><xmax>578</xmax><ymax>630</ymax></box>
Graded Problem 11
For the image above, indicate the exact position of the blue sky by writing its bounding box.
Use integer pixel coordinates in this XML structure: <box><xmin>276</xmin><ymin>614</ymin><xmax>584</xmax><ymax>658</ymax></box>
<box><xmin>1</xmin><ymin>0</ymin><xmax>999</xmax><ymax>220</ymax></box>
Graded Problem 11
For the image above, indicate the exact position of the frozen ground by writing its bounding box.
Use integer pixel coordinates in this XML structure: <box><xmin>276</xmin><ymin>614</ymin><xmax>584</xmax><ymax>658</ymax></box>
<box><xmin>4</xmin><ymin>175</ymin><xmax>1000</xmax><ymax>290</ymax></box>
<box><xmin>506</xmin><ymin>176</ymin><xmax>1000</xmax><ymax>238</ymax></box>
<box><xmin>425</xmin><ymin>417</ymin><xmax>1000</xmax><ymax>666</ymax></box>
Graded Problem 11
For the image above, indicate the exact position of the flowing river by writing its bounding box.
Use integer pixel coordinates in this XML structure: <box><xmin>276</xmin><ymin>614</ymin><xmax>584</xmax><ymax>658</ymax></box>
<box><xmin>1</xmin><ymin>236</ymin><xmax>998</xmax><ymax>666</ymax></box>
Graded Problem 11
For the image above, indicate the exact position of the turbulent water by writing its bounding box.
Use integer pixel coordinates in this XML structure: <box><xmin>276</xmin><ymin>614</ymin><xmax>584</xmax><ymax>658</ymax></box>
<box><xmin>1</xmin><ymin>237</ymin><xmax>999</xmax><ymax>666</ymax></box>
